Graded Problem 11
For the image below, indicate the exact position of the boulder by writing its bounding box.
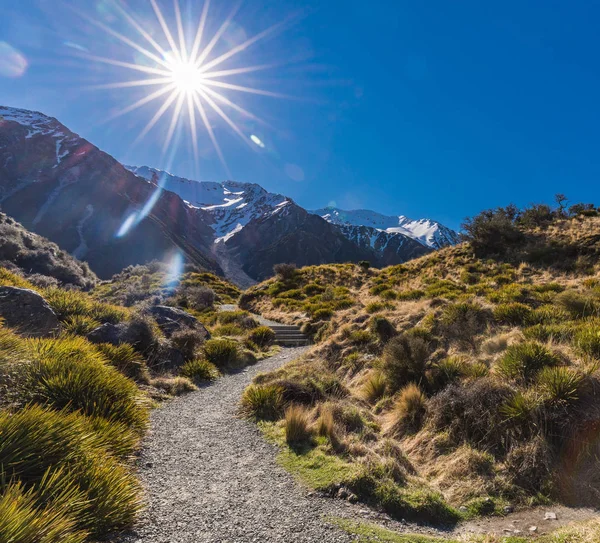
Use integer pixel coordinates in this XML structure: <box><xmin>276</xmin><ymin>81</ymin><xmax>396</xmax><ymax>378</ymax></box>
<box><xmin>87</xmin><ymin>323</ymin><xmax>125</xmax><ymax>346</ymax></box>
<box><xmin>146</xmin><ymin>305</ymin><xmax>210</xmax><ymax>340</ymax></box>
<box><xmin>0</xmin><ymin>286</ymin><xmax>60</xmax><ymax>337</ymax></box>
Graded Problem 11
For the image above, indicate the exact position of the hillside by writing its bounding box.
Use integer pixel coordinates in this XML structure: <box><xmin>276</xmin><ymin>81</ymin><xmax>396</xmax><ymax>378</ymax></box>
<box><xmin>0</xmin><ymin>106</ymin><xmax>221</xmax><ymax>278</ymax></box>
<box><xmin>240</xmin><ymin>206</ymin><xmax>600</xmax><ymax>524</ymax></box>
<box><xmin>0</xmin><ymin>212</ymin><xmax>97</xmax><ymax>288</ymax></box>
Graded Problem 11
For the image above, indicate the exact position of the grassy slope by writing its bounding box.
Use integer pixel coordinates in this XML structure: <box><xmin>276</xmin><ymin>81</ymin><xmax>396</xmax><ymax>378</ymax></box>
<box><xmin>0</xmin><ymin>264</ymin><xmax>268</xmax><ymax>541</ymax></box>
<box><xmin>242</xmin><ymin>215</ymin><xmax>600</xmax><ymax>524</ymax></box>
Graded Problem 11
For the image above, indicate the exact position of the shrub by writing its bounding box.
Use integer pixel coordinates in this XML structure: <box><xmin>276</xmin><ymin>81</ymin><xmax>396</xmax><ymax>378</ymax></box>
<box><xmin>389</xmin><ymin>384</ymin><xmax>427</xmax><ymax>436</ymax></box>
<box><xmin>217</xmin><ymin>310</ymin><xmax>249</xmax><ymax>325</ymax></box>
<box><xmin>241</xmin><ymin>384</ymin><xmax>282</xmax><ymax>420</ymax></box>
<box><xmin>529</xmin><ymin>305</ymin><xmax>570</xmax><ymax>324</ymax></box>
<box><xmin>379</xmin><ymin>289</ymin><xmax>397</xmax><ymax>300</ymax></box>
<box><xmin>121</xmin><ymin>314</ymin><xmax>160</xmax><ymax>354</ymax></box>
<box><xmin>95</xmin><ymin>343</ymin><xmax>149</xmax><ymax>383</ymax></box>
<box><xmin>381</xmin><ymin>334</ymin><xmax>429</xmax><ymax>392</ymax></box>
<box><xmin>396</xmin><ymin>289</ymin><xmax>425</xmax><ymax>301</ymax></box>
<box><xmin>523</xmin><ymin>323</ymin><xmax>576</xmax><ymax>343</ymax></box>
<box><xmin>496</xmin><ymin>342</ymin><xmax>560</xmax><ymax>383</ymax></box>
<box><xmin>273</xmin><ymin>263</ymin><xmax>297</xmax><ymax>281</ymax></box>
<box><xmin>370</xmin><ymin>316</ymin><xmax>397</xmax><ymax>343</ymax></box>
<box><xmin>358</xmin><ymin>260</ymin><xmax>371</xmax><ymax>271</ymax></box>
<box><xmin>428</xmin><ymin>378</ymin><xmax>514</xmax><ymax>452</ymax></box>
<box><xmin>170</xmin><ymin>329</ymin><xmax>206</xmax><ymax>361</ymax></box>
<box><xmin>184</xmin><ymin>285</ymin><xmax>215</xmax><ymax>311</ymax></box>
<box><xmin>284</xmin><ymin>404</ymin><xmax>313</xmax><ymax>445</ymax></box>
<box><xmin>248</xmin><ymin>326</ymin><xmax>276</xmax><ymax>349</ymax></box>
<box><xmin>461</xmin><ymin>205</ymin><xmax>524</xmax><ymax>255</ymax></box>
<box><xmin>366</xmin><ymin>302</ymin><xmax>386</xmax><ymax>314</ymax></box>
<box><xmin>180</xmin><ymin>358</ymin><xmax>219</xmax><ymax>383</ymax></box>
<box><xmin>25</xmin><ymin>337</ymin><xmax>148</xmax><ymax>431</ymax></box>
<box><xmin>203</xmin><ymin>339</ymin><xmax>239</xmax><ymax>368</ymax></box>
<box><xmin>504</xmin><ymin>437</ymin><xmax>553</xmax><ymax>492</ymax></box>
<box><xmin>493</xmin><ymin>302</ymin><xmax>532</xmax><ymax>326</ymax></box>
<box><xmin>362</xmin><ymin>371</ymin><xmax>387</xmax><ymax>403</ymax></box>
<box><xmin>303</xmin><ymin>282</ymin><xmax>325</xmax><ymax>295</ymax></box>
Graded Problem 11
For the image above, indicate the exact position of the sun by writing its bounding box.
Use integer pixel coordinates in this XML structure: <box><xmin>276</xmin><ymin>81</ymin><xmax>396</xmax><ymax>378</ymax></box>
<box><xmin>77</xmin><ymin>0</ymin><xmax>293</xmax><ymax>175</ymax></box>
<box><xmin>169</xmin><ymin>60</ymin><xmax>206</xmax><ymax>95</ymax></box>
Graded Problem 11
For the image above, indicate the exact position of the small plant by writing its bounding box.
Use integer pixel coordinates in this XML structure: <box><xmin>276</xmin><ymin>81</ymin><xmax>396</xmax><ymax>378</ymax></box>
<box><xmin>555</xmin><ymin>290</ymin><xmax>598</xmax><ymax>318</ymax></box>
<box><xmin>438</xmin><ymin>302</ymin><xmax>489</xmax><ymax>348</ymax></box>
<box><xmin>362</xmin><ymin>371</ymin><xmax>387</xmax><ymax>403</ymax></box>
<box><xmin>150</xmin><ymin>376</ymin><xmax>197</xmax><ymax>395</ymax></box>
<box><xmin>358</xmin><ymin>260</ymin><xmax>371</xmax><ymax>272</ymax></box>
<box><xmin>180</xmin><ymin>358</ymin><xmax>219</xmax><ymax>383</ymax></box>
<box><xmin>284</xmin><ymin>404</ymin><xmax>313</xmax><ymax>445</ymax></box>
<box><xmin>348</xmin><ymin>329</ymin><xmax>374</xmax><ymax>346</ymax></box>
<box><xmin>95</xmin><ymin>343</ymin><xmax>149</xmax><ymax>383</ymax></box>
<box><xmin>241</xmin><ymin>384</ymin><xmax>282</xmax><ymax>420</ymax></box>
<box><xmin>248</xmin><ymin>326</ymin><xmax>276</xmax><ymax>349</ymax></box>
<box><xmin>389</xmin><ymin>383</ymin><xmax>427</xmax><ymax>436</ymax></box>
<box><xmin>203</xmin><ymin>339</ymin><xmax>239</xmax><ymax>368</ymax></box>
<box><xmin>574</xmin><ymin>323</ymin><xmax>600</xmax><ymax>359</ymax></box>
<box><xmin>212</xmin><ymin>323</ymin><xmax>245</xmax><ymax>337</ymax></box>
<box><xmin>493</xmin><ymin>302</ymin><xmax>532</xmax><ymax>326</ymax></box>
<box><xmin>537</xmin><ymin>366</ymin><xmax>585</xmax><ymax>406</ymax></box>
<box><xmin>63</xmin><ymin>315</ymin><xmax>101</xmax><ymax>336</ymax></box>
<box><xmin>428</xmin><ymin>356</ymin><xmax>468</xmax><ymax>392</ymax></box>
<box><xmin>496</xmin><ymin>341</ymin><xmax>560</xmax><ymax>383</ymax></box>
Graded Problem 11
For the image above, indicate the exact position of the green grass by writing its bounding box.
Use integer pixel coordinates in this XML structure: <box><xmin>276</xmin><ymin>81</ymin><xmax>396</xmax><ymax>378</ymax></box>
<box><xmin>259</xmin><ymin>422</ymin><xmax>359</xmax><ymax>490</ymax></box>
<box><xmin>329</xmin><ymin>518</ymin><xmax>456</xmax><ymax>543</ymax></box>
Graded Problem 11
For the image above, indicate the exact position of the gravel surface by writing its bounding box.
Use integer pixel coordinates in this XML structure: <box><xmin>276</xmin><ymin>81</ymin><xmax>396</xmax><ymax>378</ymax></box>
<box><xmin>120</xmin><ymin>347</ymin><xmax>363</xmax><ymax>543</ymax></box>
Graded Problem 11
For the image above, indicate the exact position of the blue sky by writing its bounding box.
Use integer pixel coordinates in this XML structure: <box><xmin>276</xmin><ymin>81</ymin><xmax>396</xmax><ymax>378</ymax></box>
<box><xmin>2</xmin><ymin>0</ymin><xmax>599</xmax><ymax>230</ymax></box>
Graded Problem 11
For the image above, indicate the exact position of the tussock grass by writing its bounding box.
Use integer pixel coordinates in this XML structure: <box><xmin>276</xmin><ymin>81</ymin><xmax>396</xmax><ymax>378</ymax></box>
<box><xmin>496</xmin><ymin>341</ymin><xmax>561</xmax><ymax>383</ymax></box>
<box><xmin>388</xmin><ymin>384</ymin><xmax>427</xmax><ymax>437</ymax></box>
<box><xmin>180</xmin><ymin>358</ymin><xmax>219</xmax><ymax>383</ymax></box>
<box><xmin>241</xmin><ymin>384</ymin><xmax>283</xmax><ymax>421</ymax></box>
<box><xmin>284</xmin><ymin>404</ymin><xmax>313</xmax><ymax>445</ymax></box>
<box><xmin>248</xmin><ymin>326</ymin><xmax>276</xmax><ymax>349</ymax></box>
<box><xmin>25</xmin><ymin>336</ymin><xmax>148</xmax><ymax>431</ymax></box>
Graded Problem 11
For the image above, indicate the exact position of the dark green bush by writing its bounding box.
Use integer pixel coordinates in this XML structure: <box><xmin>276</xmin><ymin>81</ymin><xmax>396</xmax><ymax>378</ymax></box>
<box><xmin>381</xmin><ymin>334</ymin><xmax>429</xmax><ymax>392</ymax></box>
<box><xmin>369</xmin><ymin>316</ymin><xmax>397</xmax><ymax>343</ymax></box>
<box><xmin>203</xmin><ymin>339</ymin><xmax>239</xmax><ymax>368</ymax></box>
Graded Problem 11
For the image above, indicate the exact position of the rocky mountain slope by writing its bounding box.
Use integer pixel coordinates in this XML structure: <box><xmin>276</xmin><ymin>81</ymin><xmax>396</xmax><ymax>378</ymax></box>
<box><xmin>0</xmin><ymin>106</ymin><xmax>220</xmax><ymax>279</ymax></box>
<box><xmin>1</xmin><ymin>105</ymin><xmax>458</xmax><ymax>285</ymax></box>
<box><xmin>128</xmin><ymin>166</ymin><xmax>458</xmax><ymax>279</ymax></box>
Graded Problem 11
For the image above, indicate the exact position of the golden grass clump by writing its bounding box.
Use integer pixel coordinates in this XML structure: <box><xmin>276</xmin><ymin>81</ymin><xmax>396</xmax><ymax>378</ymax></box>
<box><xmin>388</xmin><ymin>383</ymin><xmax>427</xmax><ymax>437</ymax></box>
<box><xmin>284</xmin><ymin>404</ymin><xmax>313</xmax><ymax>445</ymax></box>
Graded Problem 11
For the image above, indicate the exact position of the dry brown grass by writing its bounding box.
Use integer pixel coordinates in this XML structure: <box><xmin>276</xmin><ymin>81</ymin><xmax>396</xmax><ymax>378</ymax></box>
<box><xmin>284</xmin><ymin>404</ymin><xmax>313</xmax><ymax>445</ymax></box>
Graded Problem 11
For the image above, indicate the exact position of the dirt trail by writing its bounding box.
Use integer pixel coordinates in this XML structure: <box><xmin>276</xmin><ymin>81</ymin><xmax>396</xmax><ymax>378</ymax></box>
<box><xmin>121</xmin><ymin>348</ymin><xmax>362</xmax><ymax>542</ymax></box>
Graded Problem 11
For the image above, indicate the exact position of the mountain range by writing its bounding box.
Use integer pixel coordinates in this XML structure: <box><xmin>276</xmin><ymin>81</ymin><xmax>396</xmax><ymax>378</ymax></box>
<box><xmin>0</xmin><ymin>105</ymin><xmax>459</xmax><ymax>285</ymax></box>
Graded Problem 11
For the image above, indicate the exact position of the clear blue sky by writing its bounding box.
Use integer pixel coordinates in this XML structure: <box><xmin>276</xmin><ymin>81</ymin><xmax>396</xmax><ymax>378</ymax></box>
<box><xmin>2</xmin><ymin>0</ymin><xmax>599</xmax><ymax>230</ymax></box>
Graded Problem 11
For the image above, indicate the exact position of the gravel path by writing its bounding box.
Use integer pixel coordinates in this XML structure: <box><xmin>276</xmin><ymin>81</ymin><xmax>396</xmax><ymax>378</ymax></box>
<box><xmin>121</xmin><ymin>347</ymin><xmax>363</xmax><ymax>543</ymax></box>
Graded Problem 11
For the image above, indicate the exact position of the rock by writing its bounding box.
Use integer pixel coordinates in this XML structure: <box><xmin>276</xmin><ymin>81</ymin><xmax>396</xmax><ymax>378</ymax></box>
<box><xmin>147</xmin><ymin>305</ymin><xmax>211</xmax><ymax>339</ymax></box>
<box><xmin>0</xmin><ymin>286</ymin><xmax>60</xmax><ymax>337</ymax></box>
<box><xmin>347</xmin><ymin>493</ymin><xmax>358</xmax><ymax>503</ymax></box>
<box><xmin>336</xmin><ymin>487</ymin><xmax>349</xmax><ymax>500</ymax></box>
<box><xmin>87</xmin><ymin>322</ymin><xmax>124</xmax><ymax>345</ymax></box>
<box><xmin>544</xmin><ymin>512</ymin><xmax>557</xmax><ymax>521</ymax></box>
<box><xmin>459</xmin><ymin>506</ymin><xmax>468</xmax><ymax>513</ymax></box>
<box><xmin>529</xmin><ymin>526</ymin><xmax>538</xmax><ymax>532</ymax></box>
<box><xmin>503</xmin><ymin>505</ymin><xmax>514</xmax><ymax>514</ymax></box>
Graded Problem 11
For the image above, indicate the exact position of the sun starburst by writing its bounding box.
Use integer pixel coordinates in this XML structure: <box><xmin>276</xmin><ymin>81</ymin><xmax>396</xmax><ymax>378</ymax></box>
<box><xmin>78</xmin><ymin>0</ymin><xmax>291</xmax><ymax>175</ymax></box>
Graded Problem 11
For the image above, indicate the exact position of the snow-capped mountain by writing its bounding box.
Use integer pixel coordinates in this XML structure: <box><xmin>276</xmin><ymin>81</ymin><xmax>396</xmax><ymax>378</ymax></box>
<box><xmin>311</xmin><ymin>207</ymin><xmax>460</xmax><ymax>250</ymax></box>
<box><xmin>1</xmin><ymin>105</ymin><xmax>459</xmax><ymax>285</ymax></box>
<box><xmin>127</xmin><ymin>166</ymin><xmax>291</xmax><ymax>243</ymax></box>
